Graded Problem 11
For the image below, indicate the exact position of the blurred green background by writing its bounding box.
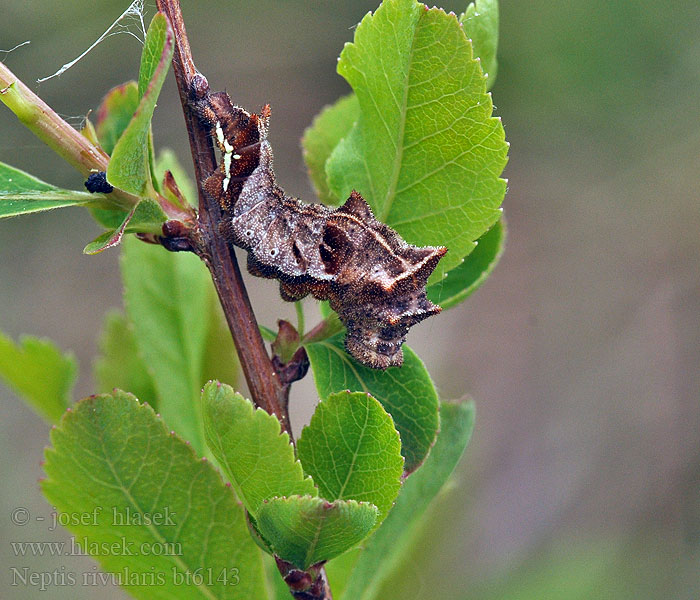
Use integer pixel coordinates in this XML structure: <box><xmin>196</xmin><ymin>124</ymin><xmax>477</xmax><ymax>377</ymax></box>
<box><xmin>1</xmin><ymin>1</ymin><xmax>698</xmax><ymax>598</ymax></box>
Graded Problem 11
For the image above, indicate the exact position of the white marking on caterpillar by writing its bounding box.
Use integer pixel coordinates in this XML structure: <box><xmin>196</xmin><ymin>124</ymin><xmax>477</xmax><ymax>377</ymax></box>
<box><xmin>216</xmin><ymin>120</ymin><xmax>237</xmax><ymax>192</ymax></box>
<box><xmin>223</xmin><ymin>152</ymin><xmax>232</xmax><ymax>192</ymax></box>
<box><xmin>215</xmin><ymin>121</ymin><xmax>226</xmax><ymax>147</ymax></box>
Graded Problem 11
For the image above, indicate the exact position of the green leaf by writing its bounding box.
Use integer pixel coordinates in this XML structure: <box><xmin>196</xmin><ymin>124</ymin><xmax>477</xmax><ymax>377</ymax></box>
<box><xmin>304</xmin><ymin>334</ymin><xmax>438</xmax><ymax>474</ymax></box>
<box><xmin>89</xmin><ymin>206</ymin><xmax>129</xmax><ymax>230</ymax></box>
<box><xmin>326</xmin><ymin>0</ymin><xmax>508</xmax><ymax>282</ymax></box>
<box><xmin>460</xmin><ymin>0</ymin><xmax>500</xmax><ymax>89</ymax></box>
<box><xmin>88</xmin><ymin>197</ymin><xmax>166</xmax><ymax>236</ymax></box>
<box><xmin>339</xmin><ymin>400</ymin><xmax>475</xmax><ymax>600</ymax></box>
<box><xmin>138</xmin><ymin>15</ymin><xmax>168</xmax><ymax>195</ymax></box>
<box><xmin>84</xmin><ymin>199</ymin><xmax>167</xmax><ymax>254</ymax></box>
<box><xmin>318</xmin><ymin>301</ymin><xmax>333</xmax><ymax>320</ymax></box>
<box><xmin>201</xmin><ymin>296</ymin><xmax>239</xmax><ymax>388</ymax></box>
<box><xmin>121</xmin><ymin>236</ymin><xmax>211</xmax><ymax>452</ymax></box>
<box><xmin>42</xmin><ymin>391</ymin><xmax>267</xmax><ymax>599</ymax></box>
<box><xmin>0</xmin><ymin>161</ymin><xmax>104</xmax><ymax>218</ymax></box>
<box><xmin>297</xmin><ymin>391</ymin><xmax>403</xmax><ymax>523</ymax></box>
<box><xmin>91</xmin><ymin>82</ymin><xmax>144</xmax><ymax>232</ymax></box>
<box><xmin>84</xmin><ymin>205</ymin><xmax>137</xmax><ymax>254</ymax></box>
<box><xmin>257</xmin><ymin>496</ymin><xmax>377</xmax><ymax>570</ymax></box>
<box><xmin>95</xmin><ymin>81</ymin><xmax>139</xmax><ymax>155</ymax></box>
<box><xmin>0</xmin><ymin>191</ymin><xmax>103</xmax><ymax>218</ymax></box>
<box><xmin>202</xmin><ymin>381</ymin><xmax>316</xmax><ymax>516</ymax></box>
<box><xmin>0</xmin><ymin>331</ymin><xmax>76</xmax><ymax>423</ymax></box>
<box><xmin>137</xmin><ymin>16</ymin><xmax>166</xmax><ymax>101</ymax></box>
<box><xmin>426</xmin><ymin>217</ymin><xmax>505</xmax><ymax>309</ymax></box>
<box><xmin>107</xmin><ymin>13</ymin><xmax>173</xmax><ymax>197</ymax></box>
<box><xmin>302</xmin><ymin>94</ymin><xmax>359</xmax><ymax>205</ymax></box>
<box><xmin>94</xmin><ymin>310</ymin><xmax>158</xmax><ymax>408</ymax></box>
<box><xmin>94</xmin><ymin>303</ymin><xmax>238</xmax><ymax>443</ymax></box>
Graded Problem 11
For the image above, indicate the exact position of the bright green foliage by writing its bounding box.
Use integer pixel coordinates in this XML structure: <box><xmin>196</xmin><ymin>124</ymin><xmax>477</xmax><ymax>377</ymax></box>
<box><xmin>427</xmin><ymin>218</ymin><xmax>505</xmax><ymax>308</ymax></box>
<box><xmin>88</xmin><ymin>198</ymin><xmax>166</xmax><ymax>235</ymax></box>
<box><xmin>0</xmin><ymin>331</ymin><xmax>76</xmax><ymax>423</ymax></box>
<box><xmin>305</xmin><ymin>334</ymin><xmax>439</xmax><ymax>474</ymax></box>
<box><xmin>88</xmin><ymin>13</ymin><xmax>173</xmax><ymax>247</ymax></box>
<box><xmin>257</xmin><ymin>496</ymin><xmax>378</xmax><ymax>570</ymax></box>
<box><xmin>94</xmin><ymin>310</ymin><xmax>158</xmax><ymax>408</ymax></box>
<box><xmin>84</xmin><ymin>222</ymin><xmax>132</xmax><ymax>254</ymax></box>
<box><xmin>108</xmin><ymin>13</ymin><xmax>173</xmax><ymax>197</ymax></box>
<box><xmin>0</xmin><ymin>161</ymin><xmax>104</xmax><ymax>218</ymax></box>
<box><xmin>90</xmin><ymin>80</ymin><xmax>143</xmax><ymax>233</ymax></box>
<box><xmin>95</xmin><ymin>81</ymin><xmax>139</xmax><ymax>155</ymax></box>
<box><xmin>42</xmin><ymin>391</ymin><xmax>267</xmax><ymax>599</ymax></box>
<box><xmin>326</xmin><ymin>0</ymin><xmax>508</xmax><ymax>282</ymax></box>
<box><xmin>201</xmin><ymin>296</ymin><xmax>240</xmax><ymax>388</ymax></box>
<box><xmin>121</xmin><ymin>236</ymin><xmax>211</xmax><ymax>452</ymax></box>
<box><xmin>336</xmin><ymin>400</ymin><xmax>475</xmax><ymax>600</ymax></box>
<box><xmin>297</xmin><ymin>391</ymin><xmax>403</xmax><ymax>522</ymax></box>
<box><xmin>0</xmin><ymin>1</ymin><xmax>506</xmax><ymax>595</ymax></box>
<box><xmin>137</xmin><ymin>12</ymin><xmax>171</xmax><ymax>195</ymax></box>
<box><xmin>94</xmin><ymin>303</ymin><xmax>238</xmax><ymax>417</ymax></box>
<box><xmin>301</xmin><ymin>94</ymin><xmax>359</xmax><ymax>205</ymax></box>
<box><xmin>83</xmin><ymin>199</ymin><xmax>167</xmax><ymax>254</ymax></box>
<box><xmin>138</xmin><ymin>15</ymin><xmax>168</xmax><ymax>100</ymax></box>
<box><xmin>202</xmin><ymin>381</ymin><xmax>316</xmax><ymax>515</ymax></box>
<box><xmin>460</xmin><ymin>0</ymin><xmax>500</xmax><ymax>89</ymax></box>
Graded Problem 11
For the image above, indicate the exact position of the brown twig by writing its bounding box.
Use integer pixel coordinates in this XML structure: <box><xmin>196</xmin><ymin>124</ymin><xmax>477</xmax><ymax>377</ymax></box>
<box><xmin>155</xmin><ymin>4</ymin><xmax>333</xmax><ymax>597</ymax></box>
<box><xmin>154</xmin><ymin>0</ymin><xmax>289</xmax><ymax>431</ymax></box>
<box><xmin>155</xmin><ymin>3</ymin><xmax>335</xmax><ymax>598</ymax></box>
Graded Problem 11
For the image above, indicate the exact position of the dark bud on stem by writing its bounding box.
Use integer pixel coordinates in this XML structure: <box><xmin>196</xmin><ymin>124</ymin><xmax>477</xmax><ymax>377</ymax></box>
<box><xmin>190</xmin><ymin>73</ymin><xmax>210</xmax><ymax>102</ymax></box>
<box><xmin>84</xmin><ymin>171</ymin><xmax>113</xmax><ymax>194</ymax></box>
<box><xmin>272</xmin><ymin>346</ymin><xmax>309</xmax><ymax>387</ymax></box>
<box><xmin>274</xmin><ymin>556</ymin><xmax>332</xmax><ymax>600</ymax></box>
<box><xmin>160</xmin><ymin>220</ymin><xmax>194</xmax><ymax>252</ymax></box>
<box><xmin>271</xmin><ymin>320</ymin><xmax>309</xmax><ymax>386</ymax></box>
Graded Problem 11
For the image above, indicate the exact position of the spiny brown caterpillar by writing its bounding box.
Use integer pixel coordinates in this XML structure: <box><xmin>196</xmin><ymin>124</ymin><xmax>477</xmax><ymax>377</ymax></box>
<box><xmin>193</xmin><ymin>90</ymin><xmax>445</xmax><ymax>369</ymax></box>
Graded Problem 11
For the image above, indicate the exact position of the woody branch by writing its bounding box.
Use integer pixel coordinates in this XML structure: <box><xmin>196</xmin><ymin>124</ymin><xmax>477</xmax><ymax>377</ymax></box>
<box><xmin>154</xmin><ymin>3</ymin><xmax>334</xmax><ymax>598</ymax></box>
<box><xmin>154</xmin><ymin>0</ymin><xmax>291</xmax><ymax>433</ymax></box>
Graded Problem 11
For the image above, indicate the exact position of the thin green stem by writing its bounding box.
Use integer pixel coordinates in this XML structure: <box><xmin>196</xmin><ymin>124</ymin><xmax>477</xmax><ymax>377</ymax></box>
<box><xmin>295</xmin><ymin>301</ymin><xmax>305</xmax><ymax>338</ymax></box>
<box><xmin>0</xmin><ymin>62</ymin><xmax>135</xmax><ymax>210</ymax></box>
<box><xmin>302</xmin><ymin>313</ymin><xmax>344</xmax><ymax>346</ymax></box>
<box><xmin>0</xmin><ymin>61</ymin><xmax>194</xmax><ymax>223</ymax></box>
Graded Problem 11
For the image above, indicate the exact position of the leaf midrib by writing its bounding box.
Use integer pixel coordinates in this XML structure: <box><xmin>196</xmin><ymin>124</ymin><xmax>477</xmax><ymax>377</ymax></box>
<box><xmin>378</xmin><ymin>6</ymin><xmax>421</xmax><ymax>223</ymax></box>
<box><xmin>336</xmin><ymin>399</ymin><xmax>371</xmax><ymax>501</ymax></box>
<box><xmin>303</xmin><ymin>506</ymin><xmax>325</xmax><ymax>568</ymax></box>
